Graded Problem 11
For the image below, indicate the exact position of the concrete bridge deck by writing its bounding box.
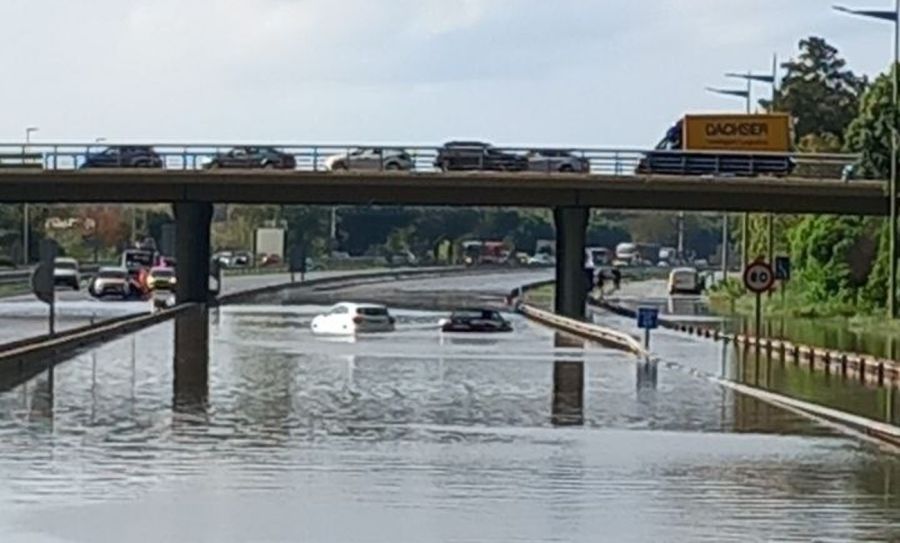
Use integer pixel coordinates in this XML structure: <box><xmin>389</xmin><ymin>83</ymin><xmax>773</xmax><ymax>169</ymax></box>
<box><xmin>0</xmin><ymin>169</ymin><xmax>887</xmax><ymax>214</ymax></box>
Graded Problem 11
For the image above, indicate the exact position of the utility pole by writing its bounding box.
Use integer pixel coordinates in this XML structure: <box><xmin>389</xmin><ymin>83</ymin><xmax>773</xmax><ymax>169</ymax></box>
<box><xmin>23</xmin><ymin>127</ymin><xmax>38</xmax><ymax>265</ymax></box>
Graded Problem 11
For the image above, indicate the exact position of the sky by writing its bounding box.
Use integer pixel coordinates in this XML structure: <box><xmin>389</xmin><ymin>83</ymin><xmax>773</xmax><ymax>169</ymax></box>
<box><xmin>0</xmin><ymin>0</ymin><xmax>897</xmax><ymax>147</ymax></box>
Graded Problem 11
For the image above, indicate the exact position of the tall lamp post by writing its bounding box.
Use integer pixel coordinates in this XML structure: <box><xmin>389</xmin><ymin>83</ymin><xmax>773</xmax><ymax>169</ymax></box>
<box><xmin>23</xmin><ymin>127</ymin><xmax>39</xmax><ymax>265</ymax></box>
<box><xmin>727</xmin><ymin>57</ymin><xmax>780</xmax><ymax>267</ymax></box>
<box><xmin>706</xmin><ymin>86</ymin><xmax>751</xmax><ymax>279</ymax></box>
<box><xmin>834</xmin><ymin>3</ymin><xmax>899</xmax><ymax>318</ymax></box>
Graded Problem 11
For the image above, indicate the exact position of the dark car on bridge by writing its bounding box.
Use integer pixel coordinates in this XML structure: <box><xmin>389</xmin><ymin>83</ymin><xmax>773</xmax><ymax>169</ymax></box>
<box><xmin>204</xmin><ymin>147</ymin><xmax>296</xmax><ymax>170</ymax></box>
<box><xmin>80</xmin><ymin>146</ymin><xmax>163</xmax><ymax>169</ymax></box>
<box><xmin>435</xmin><ymin>141</ymin><xmax>528</xmax><ymax>172</ymax></box>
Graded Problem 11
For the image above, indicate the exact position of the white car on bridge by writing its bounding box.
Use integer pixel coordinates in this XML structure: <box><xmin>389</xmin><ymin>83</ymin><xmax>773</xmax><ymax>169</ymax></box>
<box><xmin>311</xmin><ymin>303</ymin><xmax>396</xmax><ymax>335</ymax></box>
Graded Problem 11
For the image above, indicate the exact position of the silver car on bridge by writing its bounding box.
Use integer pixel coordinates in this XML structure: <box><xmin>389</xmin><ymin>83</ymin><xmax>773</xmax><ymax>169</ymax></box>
<box><xmin>325</xmin><ymin>148</ymin><xmax>415</xmax><ymax>171</ymax></box>
<box><xmin>526</xmin><ymin>149</ymin><xmax>591</xmax><ymax>173</ymax></box>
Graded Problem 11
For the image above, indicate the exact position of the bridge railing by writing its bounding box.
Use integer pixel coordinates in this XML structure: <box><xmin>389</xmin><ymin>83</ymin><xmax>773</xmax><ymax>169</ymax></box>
<box><xmin>0</xmin><ymin>143</ymin><xmax>864</xmax><ymax>181</ymax></box>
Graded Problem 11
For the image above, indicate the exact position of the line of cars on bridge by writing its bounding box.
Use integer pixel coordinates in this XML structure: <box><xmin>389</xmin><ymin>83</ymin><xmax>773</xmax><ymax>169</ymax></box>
<box><xmin>74</xmin><ymin>142</ymin><xmax>592</xmax><ymax>173</ymax></box>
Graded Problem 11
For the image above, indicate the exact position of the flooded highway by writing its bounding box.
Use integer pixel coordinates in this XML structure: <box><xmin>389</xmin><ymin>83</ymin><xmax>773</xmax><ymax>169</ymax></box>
<box><xmin>0</xmin><ymin>280</ymin><xmax>899</xmax><ymax>541</ymax></box>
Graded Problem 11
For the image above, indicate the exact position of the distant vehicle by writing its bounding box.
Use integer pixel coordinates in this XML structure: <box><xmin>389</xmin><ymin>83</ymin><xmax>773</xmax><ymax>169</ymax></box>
<box><xmin>205</xmin><ymin>147</ymin><xmax>296</xmax><ymax>170</ymax></box>
<box><xmin>231</xmin><ymin>251</ymin><xmax>253</xmax><ymax>268</ymax></box>
<box><xmin>88</xmin><ymin>267</ymin><xmax>131</xmax><ymax>299</ymax></box>
<box><xmin>659</xmin><ymin>247</ymin><xmax>678</xmax><ymax>264</ymax></box>
<box><xmin>53</xmin><ymin>257</ymin><xmax>80</xmax><ymax>290</ymax></box>
<box><xmin>259</xmin><ymin>253</ymin><xmax>282</xmax><ymax>267</ymax></box>
<box><xmin>81</xmin><ymin>146</ymin><xmax>163</xmax><ymax>169</ymax></box>
<box><xmin>637</xmin><ymin>114</ymin><xmax>794</xmax><ymax>177</ymax></box>
<box><xmin>435</xmin><ymin>141</ymin><xmax>528</xmax><ymax>172</ymax></box>
<box><xmin>155</xmin><ymin>255</ymin><xmax>176</xmax><ymax>268</ymax></box>
<box><xmin>527</xmin><ymin>253</ymin><xmax>555</xmax><ymax>267</ymax></box>
<box><xmin>122</xmin><ymin>249</ymin><xmax>156</xmax><ymax>275</ymax></box>
<box><xmin>668</xmin><ymin>267</ymin><xmax>702</xmax><ymax>295</ymax></box>
<box><xmin>615</xmin><ymin>242</ymin><xmax>639</xmax><ymax>265</ymax></box>
<box><xmin>212</xmin><ymin>251</ymin><xmax>233</xmax><ymax>268</ymax></box>
<box><xmin>586</xmin><ymin>247</ymin><xmax>612</xmax><ymax>267</ymax></box>
<box><xmin>325</xmin><ymin>148</ymin><xmax>414</xmax><ymax>171</ymax></box>
<box><xmin>311</xmin><ymin>303</ymin><xmax>396</xmax><ymax>335</ymax></box>
<box><xmin>439</xmin><ymin>309</ymin><xmax>513</xmax><ymax>333</ymax></box>
<box><xmin>147</xmin><ymin>267</ymin><xmax>176</xmax><ymax>291</ymax></box>
<box><xmin>526</xmin><ymin>149</ymin><xmax>590</xmax><ymax>173</ymax></box>
<box><xmin>462</xmin><ymin>240</ymin><xmax>510</xmax><ymax>266</ymax></box>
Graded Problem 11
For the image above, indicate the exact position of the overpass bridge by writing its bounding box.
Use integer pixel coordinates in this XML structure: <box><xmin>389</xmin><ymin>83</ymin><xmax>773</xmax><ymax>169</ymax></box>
<box><xmin>0</xmin><ymin>141</ymin><xmax>885</xmax><ymax>319</ymax></box>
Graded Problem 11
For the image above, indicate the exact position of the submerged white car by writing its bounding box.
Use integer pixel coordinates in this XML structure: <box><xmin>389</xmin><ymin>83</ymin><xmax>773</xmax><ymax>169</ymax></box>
<box><xmin>311</xmin><ymin>303</ymin><xmax>396</xmax><ymax>335</ymax></box>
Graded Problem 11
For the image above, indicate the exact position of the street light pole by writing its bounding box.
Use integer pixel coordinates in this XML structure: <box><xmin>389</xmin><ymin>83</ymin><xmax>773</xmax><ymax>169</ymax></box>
<box><xmin>23</xmin><ymin>127</ymin><xmax>38</xmax><ymax>265</ymax></box>
<box><xmin>707</xmin><ymin>85</ymin><xmax>754</xmax><ymax>273</ymax></box>
<box><xmin>834</xmin><ymin>3</ymin><xmax>900</xmax><ymax>317</ymax></box>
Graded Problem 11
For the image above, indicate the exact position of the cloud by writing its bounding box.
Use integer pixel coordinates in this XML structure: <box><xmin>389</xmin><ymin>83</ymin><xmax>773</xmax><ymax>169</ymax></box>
<box><xmin>0</xmin><ymin>0</ymin><xmax>893</xmax><ymax>145</ymax></box>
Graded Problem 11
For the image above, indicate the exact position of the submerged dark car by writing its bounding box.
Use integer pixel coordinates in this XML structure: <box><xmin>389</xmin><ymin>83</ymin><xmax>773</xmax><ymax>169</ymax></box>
<box><xmin>205</xmin><ymin>147</ymin><xmax>296</xmax><ymax>170</ymax></box>
<box><xmin>440</xmin><ymin>309</ymin><xmax>513</xmax><ymax>333</ymax></box>
<box><xmin>81</xmin><ymin>146</ymin><xmax>163</xmax><ymax>168</ymax></box>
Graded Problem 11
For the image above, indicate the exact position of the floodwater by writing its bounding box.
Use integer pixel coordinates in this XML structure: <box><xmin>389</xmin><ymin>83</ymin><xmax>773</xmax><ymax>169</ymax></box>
<box><xmin>0</xmin><ymin>303</ymin><xmax>898</xmax><ymax>542</ymax></box>
<box><xmin>610</xmin><ymin>278</ymin><xmax>900</xmax><ymax>361</ymax></box>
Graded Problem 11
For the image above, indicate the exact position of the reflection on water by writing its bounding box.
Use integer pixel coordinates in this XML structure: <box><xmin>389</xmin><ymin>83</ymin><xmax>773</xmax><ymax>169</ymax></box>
<box><xmin>173</xmin><ymin>305</ymin><xmax>209</xmax><ymax>412</ymax></box>
<box><xmin>725</xmin><ymin>313</ymin><xmax>900</xmax><ymax>362</ymax></box>
<box><xmin>0</xmin><ymin>305</ymin><xmax>898</xmax><ymax>542</ymax></box>
<box><xmin>728</xmin><ymin>343</ymin><xmax>900</xmax><ymax>426</ymax></box>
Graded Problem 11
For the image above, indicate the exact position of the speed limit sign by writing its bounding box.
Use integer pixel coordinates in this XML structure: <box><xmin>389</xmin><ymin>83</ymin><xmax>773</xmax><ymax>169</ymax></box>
<box><xmin>743</xmin><ymin>261</ymin><xmax>775</xmax><ymax>294</ymax></box>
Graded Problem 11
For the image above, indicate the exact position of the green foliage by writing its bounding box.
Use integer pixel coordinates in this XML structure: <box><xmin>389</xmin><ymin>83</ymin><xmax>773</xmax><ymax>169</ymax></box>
<box><xmin>788</xmin><ymin>216</ymin><xmax>881</xmax><ymax>307</ymax></box>
<box><xmin>844</xmin><ymin>64</ymin><xmax>899</xmax><ymax>178</ymax></box>
<box><xmin>768</xmin><ymin>36</ymin><xmax>867</xmax><ymax>144</ymax></box>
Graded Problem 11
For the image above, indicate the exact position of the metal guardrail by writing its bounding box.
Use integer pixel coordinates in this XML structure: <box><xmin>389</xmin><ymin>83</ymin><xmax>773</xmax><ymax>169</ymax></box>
<box><xmin>0</xmin><ymin>142</ymin><xmax>864</xmax><ymax>181</ymax></box>
<box><xmin>0</xmin><ymin>264</ymin><xmax>101</xmax><ymax>286</ymax></box>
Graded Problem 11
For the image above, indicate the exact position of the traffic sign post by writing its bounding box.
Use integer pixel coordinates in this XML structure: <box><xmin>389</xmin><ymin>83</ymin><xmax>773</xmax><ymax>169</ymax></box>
<box><xmin>637</xmin><ymin>306</ymin><xmax>659</xmax><ymax>349</ymax></box>
<box><xmin>775</xmin><ymin>256</ymin><xmax>791</xmax><ymax>308</ymax></box>
<box><xmin>31</xmin><ymin>239</ymin><xmax>58</xmax><ymax>335</ymax></box>
<box><xmin>743</xmin><ymin>260</ymin><xmax>775</xmax><ymax>344</ymax></box>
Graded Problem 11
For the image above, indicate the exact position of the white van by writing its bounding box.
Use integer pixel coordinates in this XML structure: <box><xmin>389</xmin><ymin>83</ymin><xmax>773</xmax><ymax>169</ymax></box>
<box><xmin>668</xmin><ymin>267</ymin><xmax>702</xmax><ymax>295</ymax></box>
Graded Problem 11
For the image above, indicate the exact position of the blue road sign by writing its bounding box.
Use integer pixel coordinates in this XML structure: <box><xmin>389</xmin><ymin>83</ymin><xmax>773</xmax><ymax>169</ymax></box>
<box><xmin>774</xmin><ymin>256</ymin><xmax>791</xmax><ymax>281</ymax></box>
<box><xmin>637</xmin><ymin>307</ymin><xmax>659</xmax><ymax>330</ymax></box>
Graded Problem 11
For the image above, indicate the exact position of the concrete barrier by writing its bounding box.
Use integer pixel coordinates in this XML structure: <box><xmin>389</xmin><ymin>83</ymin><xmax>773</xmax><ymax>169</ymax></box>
<box><xmin>518</xmin><ymin>304</ymin><xmax>646</xmax><ymax>356</ymax></box>
<box><xmin>592</xmin><ymin>298</ymin><xmax>900</xmax><ymax>390</ymax></box>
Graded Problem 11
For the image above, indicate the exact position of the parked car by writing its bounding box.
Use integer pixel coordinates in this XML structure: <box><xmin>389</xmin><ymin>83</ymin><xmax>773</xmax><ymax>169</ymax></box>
<box><xmin>204</xmin><ymin>147</ymin><xmax>296</xmax><ymax>170</ymax></box>
<box><xmin>325</xmin><ymin>148</ymin><xmax>414</xmax><ymax>171</ymax></box>
<box><xmin>526</xmin><ymin>149</ymin><xmax>591</xmax><ymax>173</ymax></box>
<box><xmin>81</xmin><ymin>146</ymin><xmax>163</xmax><ymax>169</ymax></box>
<box><xmin>147</xmin><ymin>266</ymin><xmax>176</xmax><ymax>291</ymax></box>
<box><xmin>311</xmin><ymin>303</ymin><xmax>396</xmax><ymax>335</ymax></box>
<box><xmin>53</xmin><ymin>257</ymin><xmax>80</xmax><ymax>290</ymax></box>
<box><xmin>88</xmin><ymin>267</ymin><xmax>131</xmax><ymax>299</ymax></box>
<box><xmin>434</xmin><ymin>141</ymin><xmax>528</xmax><ymax>172</ymax></box>
<box><xmin>439</xmin><ymin>309</ymin><xmax>513</xmax><ymax>333</ymax></box>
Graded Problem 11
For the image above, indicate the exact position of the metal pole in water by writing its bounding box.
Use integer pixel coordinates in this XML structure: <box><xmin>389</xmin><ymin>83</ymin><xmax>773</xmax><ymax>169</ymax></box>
<box><xmin>754</xmin><ymin>292</ymin><xmax>762</xmax><ymax>350</ymax></box>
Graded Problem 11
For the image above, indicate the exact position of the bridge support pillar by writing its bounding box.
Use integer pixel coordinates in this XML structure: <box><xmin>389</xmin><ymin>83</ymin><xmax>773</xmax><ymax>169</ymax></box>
<box><xmin>554</xmin><ymin>206</ymin><xmax>589</xmax><ymax>320</ymax></box>
<box><xmin>174</xmin><ymin>202</ymin><xmax>213</xmax><ymax>304</ymax></box>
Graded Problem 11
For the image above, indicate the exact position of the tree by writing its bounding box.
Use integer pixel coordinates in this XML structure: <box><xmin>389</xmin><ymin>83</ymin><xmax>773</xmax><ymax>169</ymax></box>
<box><xmin>844</xmin><ymin>64</ymin><xmax>898</xmax><ymax>178</ymax></box>
<box><xmin>768</xmin><ymin>36</ymin><xmax>867</xmax><ymax>144</ymax></box>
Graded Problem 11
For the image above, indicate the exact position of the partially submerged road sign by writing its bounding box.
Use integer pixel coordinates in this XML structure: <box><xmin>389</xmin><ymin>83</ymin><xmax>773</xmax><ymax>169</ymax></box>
<box><xmin>637</xmin><ymin>307</ymin><xmax>659</xmax><ymax>330</ymax></box>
